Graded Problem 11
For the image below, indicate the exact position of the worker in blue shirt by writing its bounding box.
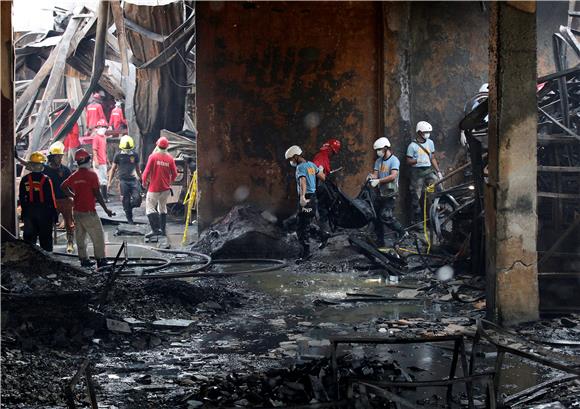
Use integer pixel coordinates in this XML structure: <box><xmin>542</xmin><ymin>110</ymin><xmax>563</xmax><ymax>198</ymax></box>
<box><xmin>406</xmin><ymin>121</ymin><xmax>443</xmax><ymax>223</ymax></box>
<box><xmin>285</xmin><ymin>145</ymin><xmax>327</xmax><ymax>261</ymax></box>
<box><xmin>368</xmin><ymin>137</ymin><xmax>408</xmax><ymax>247</ymax></box>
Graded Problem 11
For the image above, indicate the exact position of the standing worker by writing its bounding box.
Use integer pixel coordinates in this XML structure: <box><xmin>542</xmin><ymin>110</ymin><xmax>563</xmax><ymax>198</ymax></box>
<box><xmin>53</xmin><ymin>109</ymin><xmax>80</xmax><ymax>167</ymax></box>
<box><xmin>142</xmin><ymin>136</ymin><xmax>177</xmax><ymax>239</ymax></box>
<box><xmin>44</xmin><ymin>141</ymin><xmax>75</xmax><ymax>253</ymax></box>
<box><xmin>285</xmin><ymin>145</ymin><xmax>325</xmax><ymax>262</ymax></box>
<box><xmin>109</xmin><ymin>100</ymin><xmax>127</xmax><ymax>131</ymax></box>
<box><xmin>92</xmin><ymin>119</ymin><xmax>109</xmax><ymax>202</ymax></box>
<box><xmin>312</xmin><ymin>138</ymin><xmax>341</xmax><ymax>244</ymax></box>
<box><xmin>406</xmin><ymin>121</ymin><xmax>443</xmax><ymax>224</ymax></box>
<box><xmin>61</xmin><ymin>149</ymin><xmax>115</xmax><ymax>268</ymax></box>
<box><xmin>85</xmin><ymin>93</ymin><xmax>106</xmax><ymax>131</ymax></box>
<box><xmin>108</xmin><ymin>135</ymin><xmax>142</xmax><ymax>224</ymax></box>
<box><xmin>18</xmin><ymin>152</ymin><xmax>58</xmax><ymax>252</ymax></box>
<box><xmin>368</xmin><ymin>137</ymin><xmax>407</xmax><ymax>247</ymax></box>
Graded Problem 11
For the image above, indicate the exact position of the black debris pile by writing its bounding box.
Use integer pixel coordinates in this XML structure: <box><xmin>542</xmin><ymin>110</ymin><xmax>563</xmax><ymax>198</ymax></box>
<box><xmin>0</xmin><ymin>346</ymin><xmax>96</xmax><ymax>407</ymax></box>
<box><xmin>182</xmin><ymin>356</ymin><xmax>408</xmax><ymax>408</ymax></box>
<box><xmin>104</xmin><ymin>278</ymin><xmax>244</xmax><ymax>322</ymax></box>
<box><xmin>1</xmin><ymin>240</ymin><xmax>100</xmax><ymax>294</ymax></box>
<box><xmin>192</xmin><ymin>205</ymin><xmax>300</xmax><ymax>259</ymax></box>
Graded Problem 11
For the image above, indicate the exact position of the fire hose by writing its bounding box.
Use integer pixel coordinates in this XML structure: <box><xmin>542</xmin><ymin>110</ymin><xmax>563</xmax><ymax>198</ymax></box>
<box><xmin>53</xmin><ymin>243</ymin><xmax>287</xmax><ymax>279</ymax></box>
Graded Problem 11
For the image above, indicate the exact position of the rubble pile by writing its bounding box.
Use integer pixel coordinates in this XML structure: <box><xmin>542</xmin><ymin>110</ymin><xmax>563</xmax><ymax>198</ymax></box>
<box><xmin>186</xmin><ymin>356</ymin><xmax>410</xmax><ymax>407</ymax></box>
<box><xmin>193</xmin><ymin>205</ymin><xmax>300</xmax><ymax>259</ymax></box>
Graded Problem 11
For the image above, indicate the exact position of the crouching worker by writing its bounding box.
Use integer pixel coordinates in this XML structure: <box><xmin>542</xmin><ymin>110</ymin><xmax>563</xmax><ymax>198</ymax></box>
<box><xmin>142</xmin><ymin>136</ymin><xmax>177</xmax><ymax>239</ymax></box>
<box><xmin>44</xmin><ymin>141</ymin><xmax>75</xmax><ymax>253</ymax></box>
<box><xmin>61</xmin><ymin>149</ymin><xmax>115</xmax><ymax>268</ymax></box>
<box><xmin>312</xmin><ymin>138</ymin><xmax>341</xmax><ymax>244</ymax></box>
<box><xmin>285</xmin><ymin>145</ymin><xmax>325</xmax><ymax>262</ymax></box>
<box><xmin>19</xmin><ymin>152</ymin><xmax>58</xmax><ymax>252</ymax></box>
<box><xmin>108</xmin><ymin>135</ymin><xmax>142</xmax><ymax>224</ymax></box>
<box><xmin>368</xmin><ymin>137</ymin><xmax>407</xmax><ymax>248</ymax></box>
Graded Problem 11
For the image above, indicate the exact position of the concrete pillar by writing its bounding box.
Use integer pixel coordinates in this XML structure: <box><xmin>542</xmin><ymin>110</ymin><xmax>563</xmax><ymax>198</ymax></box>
<box><xmin>486</xmin><ymin>1</ymin><xmax>539</xmax><ymax>325</ymax></box>
<box><xmin>1</xmin><ymin>0</ymin><xmax>16</xmax><ymax>239</ymax></box>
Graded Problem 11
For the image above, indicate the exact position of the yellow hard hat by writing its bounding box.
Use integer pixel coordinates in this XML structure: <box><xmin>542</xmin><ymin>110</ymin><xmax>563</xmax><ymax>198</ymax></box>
<box><xmin>48</xmin><ymin>141</ymin><xmax>65</xmax><ymax>155</ymax></box>
<box><xmin>119</xmin><ymin>135</ymin><xmax>135</xmax><ymax>149</ymax></box>
<box><xmin>29</xmin><ymin>151</ymin><xmax>47</xmax><ymax>164</ymax></box>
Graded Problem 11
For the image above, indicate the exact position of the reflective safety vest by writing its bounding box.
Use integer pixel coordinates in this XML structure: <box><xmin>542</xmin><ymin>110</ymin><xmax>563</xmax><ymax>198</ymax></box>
<box><xmin>26</xmin><ymin>174</ymin><xmax>48</xmax><ymax>203</ymax></box>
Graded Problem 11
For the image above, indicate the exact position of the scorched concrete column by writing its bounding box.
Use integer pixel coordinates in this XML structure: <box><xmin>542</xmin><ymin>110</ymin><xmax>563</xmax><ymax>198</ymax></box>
<box><xmin>486</xmin><ymin>1</ymin><xmax>539</xmax><ymax>325</ymax></box>
<box><xmin>1</xmin><ymin>0</ymin><xmax>16</xmax><ymax>239</ymax></box>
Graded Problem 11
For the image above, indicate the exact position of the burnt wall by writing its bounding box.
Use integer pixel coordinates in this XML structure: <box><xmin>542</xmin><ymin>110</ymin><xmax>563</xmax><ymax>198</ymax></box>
<box><xmin>197</xmin><ymin>2</ymin><xmax>382</xmax><ymax>228</ymax></box>
<box><xmin>408</xmin><ymin>2</ymin><xmax>489</xmax><ymax>176</ymax></box>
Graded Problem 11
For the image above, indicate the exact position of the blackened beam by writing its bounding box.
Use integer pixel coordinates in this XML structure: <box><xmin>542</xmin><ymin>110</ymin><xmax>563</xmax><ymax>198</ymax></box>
<box><xmin>24</xmin><ymin>10</ymin><xmax>85</xmax><ymax>156</ymax></box>
<box><xmin>54</xmin><ymin>0</ymin><xmax>108</xmax><ymax>142</ymax></box>
<box><xmin>14</xmin><ymin>8</ymin><xmax>94</xmax><ymax>119</ymax></box>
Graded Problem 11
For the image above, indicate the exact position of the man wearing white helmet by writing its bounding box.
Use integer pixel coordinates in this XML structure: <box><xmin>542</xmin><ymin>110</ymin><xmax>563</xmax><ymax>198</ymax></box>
<box><xmin>368</xmin><ymin>137</ymin><xmax>407</xmax><ymax>247</ymax></box>
<box><xmin>284</xmin><ymin>145</ymin><xmax>326</xmax><ymax>261</ymax></box>
<box><xmin>406</xmin><ymin>121</ymin><xmax>442</xmax><ymax>223</ymax></box>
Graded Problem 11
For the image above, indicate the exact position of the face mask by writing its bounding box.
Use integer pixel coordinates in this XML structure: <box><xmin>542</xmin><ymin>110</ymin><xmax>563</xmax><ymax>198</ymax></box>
<box><xmin>376</xmin><ymin>149</ymin><xmax>385</xmax><ymax>158</ymax></box>
<box><xmin>290</xmin><ymin>160</ymin><xmax>297</xmax><ymax>167</ymax></box>
<box><xmin>422</xmin><ymin>132</ymin><xmax>431</xmax><ymax>139</ymax></box>
<box><xmin>97</xmin><ymin>128</ymin><xmax>106</xmax><ymax>136</ymax></box>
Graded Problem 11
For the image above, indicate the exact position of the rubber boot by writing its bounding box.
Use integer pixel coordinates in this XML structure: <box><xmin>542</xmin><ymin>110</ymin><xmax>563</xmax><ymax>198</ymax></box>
<box><xmin>96</xmin><ymin>258</ymin><xmax>108</xmax><ymax>268</ymax></box>
<box><xmin>296</xmin><ymin>242</ymin><xmax>311</xmax><ymax>264</ymax></box>
<box><xmin>101</xmin><ymin>185</ymin><xmax>109</xmax><ymax>203</ymax></box>
<box><xmin>318</xmin><ymin>222</ymin><xmax>331</xmax><ymax>250</ymax></box>
<box><xmin>66</xmin><ymin>232</ymin><xmax>75</xmax><ymax>254</ymax></box>
<box><xmin>159</xmin><ymin>213</ymin><xmax>167</xmax><ymax>236</ymax></box>
<box><xmin>145</xmin><ymin>213</ymin><xmax>160</xmax><ymax>239</ymax></box>
<box><xmin>125</xmin><ymin>207</ymin><xmax>134</xmax><ymax>225</ymax></box>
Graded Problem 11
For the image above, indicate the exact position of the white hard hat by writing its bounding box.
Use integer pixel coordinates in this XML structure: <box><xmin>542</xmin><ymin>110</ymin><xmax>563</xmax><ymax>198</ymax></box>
<box><xmin>373</xmin><ymin>137</ymin><xmax>391</xmax><ymax>150</ymax></box>
<box><xmin>416</xmin><ymin>121</ymin><xmax>433</xmax><ymax>133</ymax></box>
<box><xmin>284</xmin><ymin>145</ymin><xmax>303</xmax><ymax>159</ymax></box>
<box><xmin>479</xmin><ymin>83</ymin><xmax>489</xmax><ymax>93</ymax></box>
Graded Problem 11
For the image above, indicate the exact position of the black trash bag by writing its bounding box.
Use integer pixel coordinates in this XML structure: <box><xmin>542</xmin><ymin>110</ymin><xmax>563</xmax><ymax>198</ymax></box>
<box><xmin>328</xmin><ymin>181</ymin><xmax>377</xmax><ymax>229</ymax></box>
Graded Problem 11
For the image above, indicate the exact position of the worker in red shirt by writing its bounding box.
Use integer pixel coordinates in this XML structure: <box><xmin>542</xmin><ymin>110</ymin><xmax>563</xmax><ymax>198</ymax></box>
<box><xmin>142</xmin><ymin>136</ymin><xmax>177</xmax><ymax>239</ymax></box>
<box><xmin>61</xmin><ymin>149</ymin><xmax>115</xmax><ymax>268</ymax></box>
<box><xmin>92</xmin><ymin>119</ymin><xmax>109</xmax><ymax>201</ymax></box>
<box><xmin>85</xmin><ymin>93</ymin><xmax>106</xmax><ymax>131</ymax></box>
<box><xmin>53</xmin><ymin>109</ymin><xmax>80</xmax><ymax>167</ymax></box>
<box><xmin>18</xmin><ymin>152</ymin><xmax>58</xmax><ymax>252</ymax></box>
<box><xmin>109</xmin><ymin>101</ymin><xmax>127</xmax><ymax>131</ymax></box>
<box><xmin>312</xmin><ymin>138</ymin><xmax>342</xmax><ymax>242</ymax></box>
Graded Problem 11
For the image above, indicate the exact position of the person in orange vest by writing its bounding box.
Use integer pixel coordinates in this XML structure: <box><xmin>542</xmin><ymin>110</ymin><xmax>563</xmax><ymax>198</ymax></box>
<box><xmin>85</xmin><ymin>93</ymin><xmax>106</xmax><ymax>131</ymax></box>
<box><xmin>109</xmin><ymin>101</ymin><xmax>127</xmax><ymax>131</ymax></box>
<box><xmin>18</xmin><ymin>152</ymin><xmax>58</xmax><ymax>252</ymax></box>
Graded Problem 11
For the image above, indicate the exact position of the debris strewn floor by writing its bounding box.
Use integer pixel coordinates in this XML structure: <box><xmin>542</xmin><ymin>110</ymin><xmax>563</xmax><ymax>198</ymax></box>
<box><xmin>2</xmin><ymin>215</ymin><xmax>580</xmax><ymax>408</ymax></box>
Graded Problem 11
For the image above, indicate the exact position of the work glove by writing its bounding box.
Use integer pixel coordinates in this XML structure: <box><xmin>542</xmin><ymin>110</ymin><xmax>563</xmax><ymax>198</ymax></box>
<box><xmin>460</xmin><ymin>130</ymin><xmax>467</xmax><ymax>147</ymax></box>
<box><xmin>299</xmin><ymin>196</ymin><xmax>309</xmax><ymax>208</ymax></box>
<box><xmin>317</xmin><ymin>165</ymin><xmax>324</xmax><ymax>173</ymax></box>
<box><xmin>369</xmin><ymin>179</ymin><xmax>380</xmax><ymax>188</ymax></box>
<box><xmin>366</xmin><ymin>173</ymin><xmax>373</xmax><ymax>181</ymax></box>
<box><xmin>437</xmin><ymin>171</ymin><xmax>443</xmax><ymax>180</ymax></box>
<box><xmin>106</xmin><ymin>209</ymin><xmax>116</xmax><ymax>217</ymax></box>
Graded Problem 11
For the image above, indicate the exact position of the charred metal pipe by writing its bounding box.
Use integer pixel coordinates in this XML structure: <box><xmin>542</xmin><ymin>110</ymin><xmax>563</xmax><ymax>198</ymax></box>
<box><xmin>54</xmin><ymin>0</ymin><xmax>108</xmax><ymax>142</ymax></box>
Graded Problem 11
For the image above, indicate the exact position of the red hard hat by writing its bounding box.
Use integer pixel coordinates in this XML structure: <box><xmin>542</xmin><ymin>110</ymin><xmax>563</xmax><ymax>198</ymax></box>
<box><xmin>322</xmin><ymin>138</ymin><xmax>341</xmax><ymax>154</ymax></box>
<box><xmin>74</xmin><ymin>148</ymin><xmax>91</xmax><ymax>163</ymax></box>
<box><xmin>96</xmin><ymin>119</ymin><xmax>108</xmax><ymax>127</ymax></box>
<box><xmin>156</xmin><ymin>136</ymin><xmax>169</xmax><ymax>149</ymax></box>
